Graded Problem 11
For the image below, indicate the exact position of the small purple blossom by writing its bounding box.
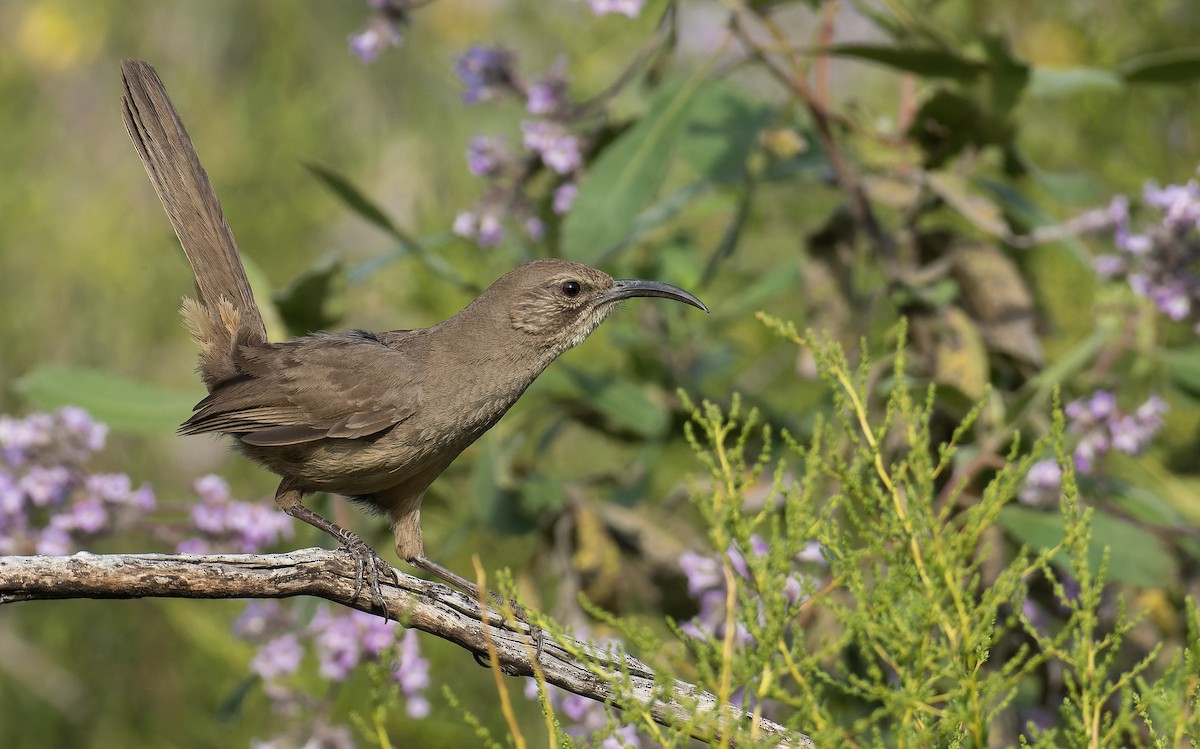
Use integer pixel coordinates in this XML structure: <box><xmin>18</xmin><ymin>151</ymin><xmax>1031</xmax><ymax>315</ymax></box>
<box><xmin>453</xmin><ymin>211</ymin><xmax>477</xmax><ymax>238</ymax></box>
<box><xmin>586</xmin><ymin>0</ymin><xmax>645</xmax><ymax>18</ymax></box>
<box><xmin>527</xmin><ymin>678</ymin><xmax>643</xmax><ymax>743</ymax></box>
<box><xmin>526</xmin><ymin>59</ymin><xmax>570</xmax><ymax>115</ymax></box>
<box><xmin>477</xmin><ymin>212</ymin><xmax>504</xmax><ymax>246</ymax></box>
<box><xmin>348</xmin><ymin>0</ymin><xmax>408</xmax><ymax>63</ymax></box>
<box><xmin>0</xmin><ymin>408</ymin><xmax>153</xmax><ymax>554</ymax></box>
<box><xmin>456</xmin><ymin>46</ymin><xmax>516</xmax><ymax>104</ymax></box>
<box><xmin>601</xmin><ymin>724</ymin><xmax>643</xmax><ymax>749</ymax></box>
<box><xmin>1100</xmin><ymin>170</ymin><xmax>1200</xmax><ymax>330</ymax></box>
<box><xmin>524</xmin><ymin>216</ymin><xmax>545</xmax><ymax>241</ymax></box>
<box><xmin>466</xmin><ymin>136</ymin><xmax>509</xmax><ymax>177</ymax></box>
<box><xmin>1063</xmin><ymin>392</ymin><xmax>1168</xmax><ymax>474</ymax></box>
<box><xmin>311</xmin><ymin>608</ymin><xmax>399</xmax><ymax>681</ymax></box>
<box><xmin>1020</xmin><ymin>460</ymin><xmax>1063</xmax><ymax>506</ymax></box>
<box><xmin>553</xmin><ymin>182</ymin><xmax>578</xmax><ymax>215</ymax></box>
<box><xmin>679</xmin><ymin>535</ymin><xmax>818</xmax><ymax>645</ymax></box>
<box><xmin>180</xmin><ymin>474</ymin><xmax>293</xmax><ymax>553</ymax></box>
<box><xmin>252</xmin><ymin>635</ymin><xmax>304</xmax><ymax>681</ymax></box>
<box><xmin>522</xmin><ymin>121</ymin><xmax>581</xmax><ymax>175</ymax></box>
<box><xmin>393</xmin><ymin>628</ymin><xmax>432</xmax><ymax>718</ymax></box>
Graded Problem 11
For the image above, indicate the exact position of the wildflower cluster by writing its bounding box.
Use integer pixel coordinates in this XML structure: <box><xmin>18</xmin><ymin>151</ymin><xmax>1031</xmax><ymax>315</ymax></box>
<box><xmin>236</xmin><ymin>600</ymin><xmax>432</xmax><ymax>743</ymax></box>
<box><xmin>1095</xmin><ymin>171</ymin><xmax>1200</xmax><ymax>330</ymax></box>
<box><xmin>176</xmin><ymin>474</ymin><xmax>293</xmax><ymax>554</ymax></box>
<box><xmin>0</xmin><ymin>407</ymin><xmax>154</xmax><ymax>554</ymax></box>
<box><xmin>451</xmin><ymin>46</ymin><xmax>582</xmax><ymax>246</ymax></box>
<box><xmin>1021</xmin><ymin>390</ymin><xmax>1167</xmax><ymax>505</ymax></box>
<box><xmin>678</xmin><ymin>535</ymin><xmax>822</xmax><ymax>645</ymax></box>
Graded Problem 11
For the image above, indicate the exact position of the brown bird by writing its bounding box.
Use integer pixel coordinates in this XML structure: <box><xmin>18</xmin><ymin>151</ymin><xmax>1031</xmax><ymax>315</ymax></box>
<box><xmin>119</xmin><ymin>60</ymin><xmax>706</xmax><ymax>605</ymax></box>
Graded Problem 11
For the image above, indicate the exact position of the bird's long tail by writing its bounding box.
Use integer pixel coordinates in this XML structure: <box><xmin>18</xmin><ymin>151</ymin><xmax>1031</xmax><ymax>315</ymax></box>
<box><xmin>120</xmin><ymin>59</ymin><xmax>266</xmax><ymax>389</ymax></box>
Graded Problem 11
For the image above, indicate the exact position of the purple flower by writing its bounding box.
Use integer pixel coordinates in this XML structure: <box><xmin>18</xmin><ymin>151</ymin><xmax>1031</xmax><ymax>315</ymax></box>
<box><xmin>354</xmin><ymin>609</ymin><xmax>398</xmax><ymax>654</ymax></box>
<box><xmin>456</xmin><ymin>46</ymin><xmax>515</xmax><ymax>104</ymax></box>
<box><xmin>1020</xmin><ymin>460</ymin><xmax>1062</xmax><ymax>506</ymax></box>
<box><xmin>796</xmin><ymin>540</ymin><xmax>826</xmax><ymax>564</ymax></box>
<box><xmin>86</xmin><ymin>473</ymin><xmax>131</xmax><ymax>503</ymax></box>
<box><xmin>524</xmin><ymin>216</ymin><xmax>545</xmax><ymax>241</ymax></box>
<box><xmin>679</xmin><ymin>550</ymin><xmax>721</xmax><ymax>597</ymax></box>
<box><xmin>194</xmin><ymin>474</ymin><xmax>231</xmax><ymax>504</ymax></box>
<box><xmin>65</xmin><ymin>498</ymin><xmax>108</xmax><ymax>534</ymax></box>
<box><xmin>347</xmin><ymin>0</ymin><xmax>408</xmax><ymax>63</ymax></box>
<box><xmin>586</xmin><ymin>0</ymin><xmax>645</xmax><ymax>18</ymax></box>
<box><xmin>477</xmin><ymin>213</ymin><xmax>504</xmax><ymax>246</ymax></box>
<box><xmin>314</xmin><ymin>615</ymin><xmax>361</xmax><ymax>681</ymax></box>
<box><xmin>59</xmin><ymin>407</ymin><xmax>107</xmax><ymax>452</ymax></box>
<box><xmin>782</xmin><ymin>575</ymin><xmax>805</xmax><ymax>605</ymax></box>
<box><xmin>601</xmin><ymin>725</ymin><xmax>643</xmax><ymax>748</ymax></box>
<box><xmin>526</xmin><ymin>56</ymin><xmax>569</xmax><ymax>115</ymax></box>
<box><xmin>453</xmin><ymin>210</ymin><xmax>477</xmax><ymax>239</ymax></box>
<box><xmin>234</xmin><ymin>600</ymin><xmax>286</xmax><ymax>639</ymax></box>
<box><xmin>128</xmin><ymin>483</ymin><xmax>156</xmax><ymax>511</ymax></box>
<box><xmin>521</xmin><ymin>121</ymin><xmax>581</xmax><ymax>175</ymax></box>
<box><xmin>348</xmin><ymin>24</ymin><xmax>402</xmax><ymax>64</ymax></box>
<box><xmin>191</xmin><ymin>501</ymin><xmax>227</xmax><ymax>534</ymax></box>
<box><xmin>36</xmin><ymin>526</ymin><xmax>71</xmax><ymax>555</ymax></box>
<box><xmin>1063</xmin><ymin>392</ymin><xmax>1168</xmax><ymax>473</ymax></box>
<box><xmin>466</xmin><ymin>136</ymin><xmax>509</xmax><ymax>177</ymax></box>
<box><xmin>176</xmin><ymin>537</ymin><xmax>210</xmax><ymax>554</ymax></box>
<box><xmin>0</xmin><ymin>471</ymin><xmax>23</xmax><ymax>515</ymax></box>
<box><xmin>1093</xmin><ymin>255</ymin><xmax>1125</xmax><ymax>278</ymax></box>
<box><xmin>252</xmin><ymin>635</ymin><xmax>304</xmax><ymax>681</ymax></box>
<box><xmin>553</xmin><ymin>182</ymin><xmax>578</xmax><ymax>215</ymax></box>
<box><xmin>20</xmin><ymin>465</ymin><xmax>71</xmax><ymax>507</ymax></box>
<box><xmin>393</xmin><ymin>629</ymin><xmax>431</xmax><ymax>717</ymax></box>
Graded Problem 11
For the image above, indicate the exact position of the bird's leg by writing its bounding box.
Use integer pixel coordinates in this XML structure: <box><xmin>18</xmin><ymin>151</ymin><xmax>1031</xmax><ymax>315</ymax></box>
<box><xmin>392</xmin><ymin>499</ymin><xmax>542</xmax><ymax>658</ymax></box>
<box><xmin>275</xmin><ymin>484</ymin><xmax>395</xmax><ymax>615</ymax></box>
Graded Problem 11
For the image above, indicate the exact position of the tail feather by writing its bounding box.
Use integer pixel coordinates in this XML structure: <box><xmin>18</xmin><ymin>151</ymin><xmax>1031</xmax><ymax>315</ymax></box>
<box><xmin>120</xmin><ymin>59</ymin><xmax>266</xmax><ymax>389</ymax></box>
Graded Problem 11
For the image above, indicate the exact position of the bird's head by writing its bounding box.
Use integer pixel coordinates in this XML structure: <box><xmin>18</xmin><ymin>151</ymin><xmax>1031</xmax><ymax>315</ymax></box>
<box><xmin>472</xmin><ymin>258</ymin><xmax>707</xmax><ymax>356</ymax></box>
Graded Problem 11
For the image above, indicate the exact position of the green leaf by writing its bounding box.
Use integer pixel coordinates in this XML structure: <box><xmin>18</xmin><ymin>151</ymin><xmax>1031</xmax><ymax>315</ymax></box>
<box><xmin>979</xmin><ymin>33</ymin><xmax>1030</xmax><ymax>116</ymax></box>
<box><xmin>1162</xmin><ymin>345</ymin><xmax>1200</xmax><ymax>396</ymax></box>
<box><xmin>1120</xmin><ymin>47</ymin><xmax>1200</xmax><ymax>84</ymax></box>
<box><xmin>821</xmin><ymin>43</ymin><xmax>984</xmax><ymax>82</ymax></box>
<box><xmin>13</xmin><ymin>366</ymin><xmax>199</xmax><ymax>433</ymax></box>
<box><xmin>567</xmin><ymin>372</ymin><xmax>669</xmax><ymax>438</ymax></box>
<box><xmin>1029</xmin><ymin>67</ymin><xmax>1124</xmax><ymax>98</ymax></box>
<box><xmin>561</xmin><ymin>78</ymin><xmax>706</xmax><ymax>261</ymax></box>
<box><xmin>701</xmin><ymin>181</ymin><xmax>755</xmax><ymax>284</ymax></box>
<box><xmin>711</xmin><ymin>260</ymin><xmax>800</xmax><ymax>322</ymax></box>
<box><xmin>677</xmin><ymin>83</ymin><xmax>771</xmax><ymax>184</ymax></box>
<box><xmin>305</xmin><ymin>162</ymin><xmax>402</xmax><ymax>239</ymax></box>
<box><xmin>520</xmin><ymin>473</ymin><xmax>567</xmax><ymax>516</ymax></box>
<box><xmin>999</xmin><ymin>505</ymin><xmax>1179</xmax><ymax>587</ymax></box>
<box><xmin>272</xmin><ymin>256</ymin><xmax>346</xmax><ymax>336</ymax></box>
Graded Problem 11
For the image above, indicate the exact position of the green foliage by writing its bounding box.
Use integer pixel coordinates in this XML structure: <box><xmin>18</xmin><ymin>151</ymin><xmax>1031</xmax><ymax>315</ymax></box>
<box><xmin>505</xmin><ymin>328</ymin><xmax>1200</xmax><ymax>747</ymax></box>
<box><xmin>14</xmin><ymin>365</ymin><xmax>199</xmax><ymax>432</ymax></box>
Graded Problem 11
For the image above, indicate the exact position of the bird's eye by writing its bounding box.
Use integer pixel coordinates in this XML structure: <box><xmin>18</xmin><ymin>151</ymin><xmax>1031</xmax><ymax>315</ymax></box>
<box><xmin>560</xmin><ymin>280</ymin><xmax>582</xmax><ymax>298</ymax></box>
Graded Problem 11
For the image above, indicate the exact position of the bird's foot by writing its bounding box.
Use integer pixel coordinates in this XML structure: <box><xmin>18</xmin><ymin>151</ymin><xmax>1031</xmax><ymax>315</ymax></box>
<box><xmin>278</xmin><ymin>499</ymin><xmax>396</xmax><ymax>618</ymax></box>
<box><xmin>334</xmin><ymin>528</ymin><xmax>397</xmax><ymax>618</ymax></box>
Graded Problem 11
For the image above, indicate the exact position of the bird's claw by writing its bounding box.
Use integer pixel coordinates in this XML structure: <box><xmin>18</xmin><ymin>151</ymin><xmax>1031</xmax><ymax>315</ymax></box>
<box><xmin>335</xmin><ymin>529</ymin><xmax>396</xmax><ymax>618</ymax></box>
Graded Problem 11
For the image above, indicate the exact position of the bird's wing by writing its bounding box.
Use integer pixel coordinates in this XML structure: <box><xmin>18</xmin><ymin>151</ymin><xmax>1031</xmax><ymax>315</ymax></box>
<box><xmin>180</xmin><ymin>331</ymin><xmax>422</xmax><ymax>446</ymax></box>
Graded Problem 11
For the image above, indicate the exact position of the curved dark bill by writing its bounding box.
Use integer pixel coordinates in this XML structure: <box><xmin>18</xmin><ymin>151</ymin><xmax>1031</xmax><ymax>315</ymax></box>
<box><xmin>602</xmin><ymin>279</ymin><xmax>709</xmax><ymax>313</ymax></box>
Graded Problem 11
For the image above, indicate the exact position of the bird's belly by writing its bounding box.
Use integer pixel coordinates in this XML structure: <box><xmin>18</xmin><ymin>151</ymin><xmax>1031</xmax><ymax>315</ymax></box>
<box><xmin>237</xmin><ymin>420</ymin><xmax>478</xmax><ymax>496</ymax></box>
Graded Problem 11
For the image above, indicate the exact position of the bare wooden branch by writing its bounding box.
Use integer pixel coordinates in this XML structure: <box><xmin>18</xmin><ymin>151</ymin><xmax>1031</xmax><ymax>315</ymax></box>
<box><xmin>0</xmin><ymin>549</ymin><xmax>812</xmax><ymax>748</ymax></box>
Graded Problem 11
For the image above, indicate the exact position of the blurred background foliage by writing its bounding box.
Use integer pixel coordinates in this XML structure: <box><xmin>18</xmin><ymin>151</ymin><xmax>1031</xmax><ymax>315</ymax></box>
<box><xmin>2</xmin><ymin>0</ymin><xmax>1200</xmax><ymax>746</ymax></box>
